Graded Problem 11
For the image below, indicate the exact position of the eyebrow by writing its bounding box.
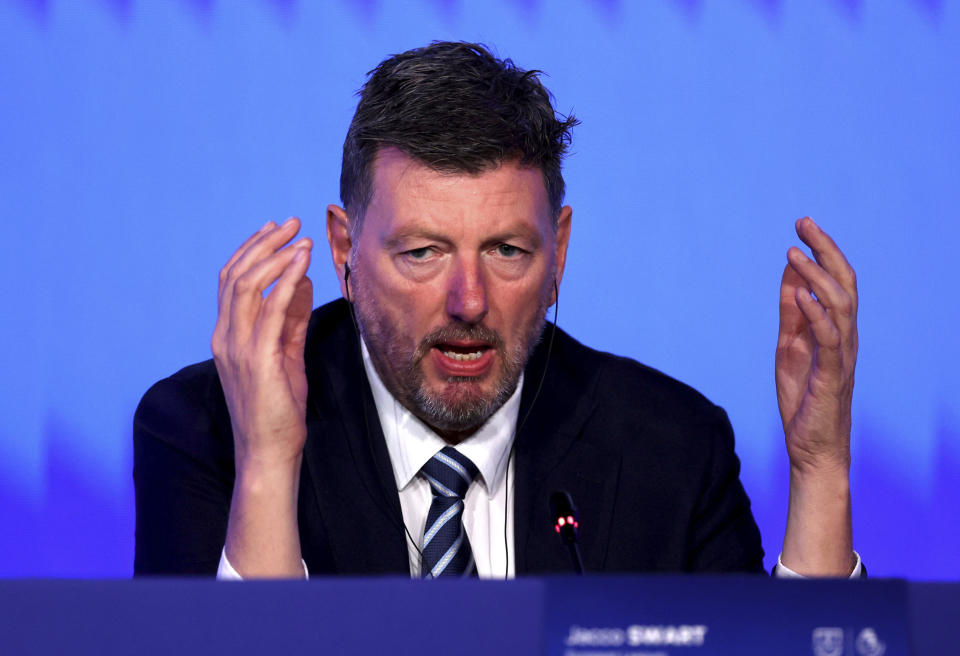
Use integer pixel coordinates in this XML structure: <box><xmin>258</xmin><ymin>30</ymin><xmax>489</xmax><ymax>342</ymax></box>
<box><xmin>382</xmin><ymin>227</ymin><xmax>543</xmax><ymax>251</ymax></box>
<box><xmin>483</xmin><ymin>230</ymin><xmax>543</xmax><ymax>250</ymax></box>
<box><xmin>382</xmin><ymin>229</ymin><xmax>453</xmax><ymax>250</ymax></box>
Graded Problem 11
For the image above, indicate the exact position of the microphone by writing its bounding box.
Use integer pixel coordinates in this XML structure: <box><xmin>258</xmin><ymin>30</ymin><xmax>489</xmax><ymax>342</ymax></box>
<box><xmin>550</xmin><ymin>490</ymin><xmax>584</xmax><ymax>575</ymax></box>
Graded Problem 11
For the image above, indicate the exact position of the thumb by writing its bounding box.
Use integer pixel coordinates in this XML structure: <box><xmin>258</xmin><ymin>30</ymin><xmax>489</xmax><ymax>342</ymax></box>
<box><xmin>282</xmin><ymin>276</ymin><xmax>313</xmax><ymax>348</ymax></box>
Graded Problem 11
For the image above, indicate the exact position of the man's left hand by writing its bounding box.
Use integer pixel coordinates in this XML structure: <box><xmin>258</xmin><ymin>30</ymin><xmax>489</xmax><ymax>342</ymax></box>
<box><xmin>776</xmin><ymin>217</ymin><xmax>859</xmax><ymax>576</ymax></box>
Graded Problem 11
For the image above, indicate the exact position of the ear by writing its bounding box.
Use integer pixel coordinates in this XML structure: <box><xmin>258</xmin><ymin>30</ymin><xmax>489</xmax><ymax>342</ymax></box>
<box><xmin>551</xmin><ymin>205</ymin><xmax>572</xmax><ymax>305</ymax></box>
<box><xmin>326</xmin><ymin>204</ymin><xmax>353</xmax><ymax>300</ymax></box>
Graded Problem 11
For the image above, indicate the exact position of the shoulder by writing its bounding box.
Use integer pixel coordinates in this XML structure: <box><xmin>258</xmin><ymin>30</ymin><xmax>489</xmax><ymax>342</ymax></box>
<box><xmin>134</xmin><ymin>358</ymin><xmax>231</xmax><ymax>465</ymax></box>
<box><xmin>134</xmin><ymin>298</ymin><xmax>353</xmax><ymax>459</ymax></box>
<box><xmin>549</xmin><ymin>326</ymin><xmax>726</xmax><ymax>427</ymax></box>
<box><xmin>304</xmin><ymin>296</ymin><xmax>354</xmax><ymax>344</ymax></box>
<box><xmin>542</xmin><ymin>325</ymin><xmax>735</xmax><ymax>478</ymax></box>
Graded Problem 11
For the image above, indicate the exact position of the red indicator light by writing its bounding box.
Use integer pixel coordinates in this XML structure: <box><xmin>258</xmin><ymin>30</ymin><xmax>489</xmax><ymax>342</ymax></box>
<box><xmin>555</xmin><ymin>525</ymin><xmax>560</xmax><ymax>533</ymax></box>
<box><xmin>558</xmin><ymin>517</ymin><xmax>566</xmax><ymax>526</ymax></box>
<box><xmin>567</xmin><ymin>516</ymin><xmax>574</xmax><ymax>524</ymax></box>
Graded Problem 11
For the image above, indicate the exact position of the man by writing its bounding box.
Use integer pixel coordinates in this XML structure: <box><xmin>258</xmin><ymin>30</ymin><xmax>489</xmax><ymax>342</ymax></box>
<box><xmin>134</xmin><ymin>42</ymin><xmax>861</xmax><ymax>579</ymax></box>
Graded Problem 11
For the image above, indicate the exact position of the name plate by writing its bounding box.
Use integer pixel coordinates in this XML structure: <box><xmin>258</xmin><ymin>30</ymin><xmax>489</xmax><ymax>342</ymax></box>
<box><xmin>543</xmin><ymin>576</ymin><xmax>909</xmax><ymax>656</ymax></box>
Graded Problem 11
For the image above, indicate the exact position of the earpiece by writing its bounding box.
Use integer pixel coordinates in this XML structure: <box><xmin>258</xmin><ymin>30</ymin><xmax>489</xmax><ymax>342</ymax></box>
<box><xmin>344</xmin><ymin>262</ymin><xmax>352</xmax><ymax>302</ymax></box>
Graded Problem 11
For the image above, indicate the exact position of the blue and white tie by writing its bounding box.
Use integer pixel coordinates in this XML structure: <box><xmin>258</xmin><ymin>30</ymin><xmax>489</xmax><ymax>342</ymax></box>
<box><xmin>420</xmin><ymin>447</ymin><xmax>479</xmax><ymax>578</ymax></box>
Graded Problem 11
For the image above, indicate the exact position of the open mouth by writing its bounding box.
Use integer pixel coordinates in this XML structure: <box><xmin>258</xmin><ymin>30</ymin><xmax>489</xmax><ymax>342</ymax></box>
<box><xmin>437</xmin><ymin>343</ymin><xmax>490</xmax><ymax>361</ymax></box>
<box><xmin>430</xmin><ymin>341</ymin><xmax>496</xmax><ymax>376</ymax></box>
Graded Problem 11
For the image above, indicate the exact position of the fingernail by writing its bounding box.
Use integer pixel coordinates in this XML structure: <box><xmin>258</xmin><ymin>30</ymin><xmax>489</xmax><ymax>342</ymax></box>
<box><xmin>294</xmin><ymin>248</ymin><xmax>307</xmax><ymax>261</ymax></box>
<box><xmin>261</xmin><ymin>220</ymin><xmax>275</xmax><ymax>231</ymax></box>
<box><xmin>283</xmin><ymin>216</ymin><xmax>298</xmax><ymax>227</ymax></box>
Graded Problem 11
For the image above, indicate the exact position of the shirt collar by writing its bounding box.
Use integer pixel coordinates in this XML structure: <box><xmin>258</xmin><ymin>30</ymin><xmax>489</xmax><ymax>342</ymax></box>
<box><xmin>361</xmin><ymin>339</ymin><xmax>521</xmax><ymax>499</ymax></box>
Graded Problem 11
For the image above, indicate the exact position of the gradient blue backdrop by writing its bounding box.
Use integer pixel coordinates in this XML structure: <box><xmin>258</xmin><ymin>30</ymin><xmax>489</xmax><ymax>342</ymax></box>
<box><xmin>1</xmin><ymin>0</ymin><xmax>957</xmax><ymax>578</ymax></box>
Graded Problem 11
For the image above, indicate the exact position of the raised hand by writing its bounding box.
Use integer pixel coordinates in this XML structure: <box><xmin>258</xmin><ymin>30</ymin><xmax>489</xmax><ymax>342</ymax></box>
<box><xmin>776</xmin><ymin>217</ymin><xmax>857</xmax><ymax>474</ymax></box>
<box><xmin>211</xmin><ymin>217</ymin><xmax>314</xmax><ymax>577</ymax></box>
<box><xmin>776</xmin><ymin>217</ymin><xmax>858</xmax><ymax>576</ymax></box>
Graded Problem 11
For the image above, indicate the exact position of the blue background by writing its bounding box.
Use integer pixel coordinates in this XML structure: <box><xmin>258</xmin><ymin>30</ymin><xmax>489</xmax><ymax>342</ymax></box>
<box><xmin>1</xmin><ymin>0</ymin><xmax>957</xmax><ymax>578</ymax></box>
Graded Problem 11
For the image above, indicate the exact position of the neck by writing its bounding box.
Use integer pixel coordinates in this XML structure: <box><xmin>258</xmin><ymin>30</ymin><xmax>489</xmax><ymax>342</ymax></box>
<box><xmin>423</xmin><ymin>422</ymin><xmax>480</xmax><ymax>446</ymax></box>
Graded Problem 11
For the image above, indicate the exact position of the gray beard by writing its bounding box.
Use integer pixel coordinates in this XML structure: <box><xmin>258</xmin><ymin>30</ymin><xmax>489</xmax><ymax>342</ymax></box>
<box><xmin>351</xmin><ymin>277</ymin><xmax>550</xmax><ymax>436</ymax></box>
<box><xmin>407</xmin><ymin>338</ymin><xmax>533</xmax><ymax>434</ymax></box>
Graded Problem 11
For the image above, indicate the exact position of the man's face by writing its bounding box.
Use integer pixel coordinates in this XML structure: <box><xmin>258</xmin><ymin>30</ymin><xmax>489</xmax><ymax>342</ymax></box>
<box><xmin>332</xmin><ymin>147</ymin><xmax>571</xmax><ymax>441</ymax></box>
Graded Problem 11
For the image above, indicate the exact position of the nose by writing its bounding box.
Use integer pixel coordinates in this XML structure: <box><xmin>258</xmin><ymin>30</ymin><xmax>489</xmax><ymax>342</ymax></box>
<box><xmin>446</xmin><ymin>256</ymin><xmax>488</xmax><ymax>324</ymax></box>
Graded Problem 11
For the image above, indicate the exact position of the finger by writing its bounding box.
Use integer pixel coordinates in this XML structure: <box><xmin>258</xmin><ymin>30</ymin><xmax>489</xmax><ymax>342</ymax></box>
<box><xmin>230</xmin><ymin>238</ymin><xmax>313</xmax><ymax>342</ymax></box>
<box><xmin>794</xmin><ymin>286</ymin><xmax>843</xmax><ymax>374</ymax></box>
<box><xmin>795</xmin><ymin>217</ymin><xmax>857</xmax><ymax>306</ymax></box>
<box><xmin>218</xmin><ymin>220</ymin><xmax>276</xmax><ymax>305</ymax></box>
<box><xmin>255</xmin><ymin>246</ymin><xmax>313</xmax><ymax>350</ymax></box>
<box><xmin>219</xmin><ymin>217</ymin><xmax>302</xmax><ymax>326</ymax></box>
<box><xmin>786</xmin><ymin>249</ymin><xmax>855</xmax><ymax>340</ymax></box>
<box><xmin>282</xmin><ymin>276</ymin><xmax>314</xmax><ymax>351</ymax></box>
<box><xmin>778</xmin><ymin>262</ymin><xmax>810</xmax><ymax>342</ymax></box>
<box><xmin>213</xmin><ymin>221</ymin><xmax>278</xmax><ymax>357</ymax></box>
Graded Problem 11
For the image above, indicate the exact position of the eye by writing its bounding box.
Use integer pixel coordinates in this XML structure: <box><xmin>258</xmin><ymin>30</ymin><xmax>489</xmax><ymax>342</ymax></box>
<box><xmin>404</xmin><ymin>247</ymin><xmax>432</xmax><ymax>260</ymax></box>
<box><xmin>495</xmin><ymin>243</ymin><xmax>524</xmax><ymax>258</ymax></box>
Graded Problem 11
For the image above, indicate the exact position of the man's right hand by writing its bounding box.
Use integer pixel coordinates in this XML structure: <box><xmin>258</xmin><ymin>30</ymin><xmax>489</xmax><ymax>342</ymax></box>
<box><xmin>211</xmin><ymin>217</ymin><xmax>314</xmax><ymax>578</ymax></box>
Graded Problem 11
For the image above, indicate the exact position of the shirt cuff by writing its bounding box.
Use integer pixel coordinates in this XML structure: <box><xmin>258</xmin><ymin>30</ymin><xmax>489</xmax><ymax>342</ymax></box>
<box><xmin>775</xmin><ymin>551</ymin><xmax>862</xmax><ymax>579</ymax></box>
<box><xmin>216</xmin><ymin>548</ymin><xmax>310</xmax><ymax>580</ymax></box>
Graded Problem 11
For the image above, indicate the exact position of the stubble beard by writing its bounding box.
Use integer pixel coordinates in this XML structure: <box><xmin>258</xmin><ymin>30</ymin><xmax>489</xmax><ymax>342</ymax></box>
<box><xmin>351</xmin><ymin>270</ymin><xmax>552</xmax><ymax>436</ymax></box>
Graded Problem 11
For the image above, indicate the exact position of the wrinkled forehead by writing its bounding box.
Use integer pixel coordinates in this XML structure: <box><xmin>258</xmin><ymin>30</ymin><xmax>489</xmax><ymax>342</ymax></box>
<box><xmin>362</xmin><ymin>147</ymin><xmax>554</xmax><ymax>239</ymax></box>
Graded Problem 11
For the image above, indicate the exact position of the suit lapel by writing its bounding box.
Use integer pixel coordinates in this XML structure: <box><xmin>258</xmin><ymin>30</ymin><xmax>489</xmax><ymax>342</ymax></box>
<box><xmin>513</xmin><ymin>326</ymin><xmax>622</xmax><ymax>575</ymax></box>
<box><xmin>301</xmin><ymin>302</ymin><xmax>410</xmax><ymax>575</ymax></box>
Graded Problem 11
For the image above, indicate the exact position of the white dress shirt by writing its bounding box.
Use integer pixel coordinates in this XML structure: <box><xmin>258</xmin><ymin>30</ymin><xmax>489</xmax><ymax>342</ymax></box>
<box><xmin>218</xmin><ymin>338</ymin><xmax>861</xmax><ymax>580</ymax></box>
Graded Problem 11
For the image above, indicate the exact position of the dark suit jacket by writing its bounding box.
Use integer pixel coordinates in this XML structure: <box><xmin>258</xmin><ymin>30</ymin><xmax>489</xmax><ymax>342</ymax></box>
<box><xmin>134</xmin><ymin>299</ymin><xmax>765</xmax><ymax>576</ymax></box>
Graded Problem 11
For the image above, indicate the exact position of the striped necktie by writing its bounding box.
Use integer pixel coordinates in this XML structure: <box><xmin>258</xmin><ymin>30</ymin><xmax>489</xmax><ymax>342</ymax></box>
<box><xmin>420</xmin><ymin>446</ymin><xmax>480</xmax><ymax>578</ymax></box>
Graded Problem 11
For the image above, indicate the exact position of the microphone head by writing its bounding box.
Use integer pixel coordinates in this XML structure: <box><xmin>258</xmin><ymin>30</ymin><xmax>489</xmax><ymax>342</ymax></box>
<box><xmin>550</xmin><ymin>490</ymin><xmax>579</xmax><ymax>544</ymax></box>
